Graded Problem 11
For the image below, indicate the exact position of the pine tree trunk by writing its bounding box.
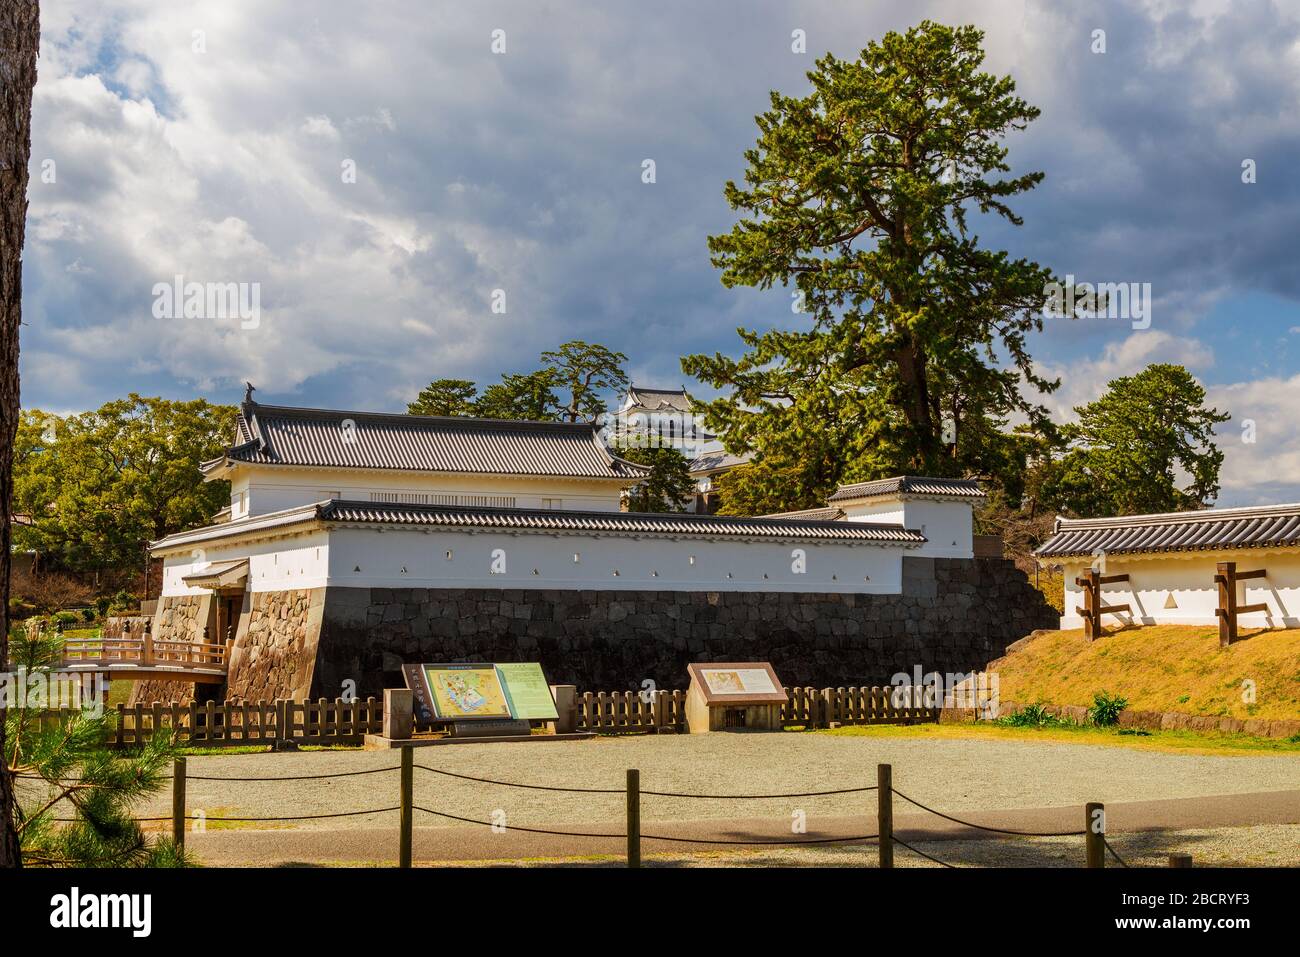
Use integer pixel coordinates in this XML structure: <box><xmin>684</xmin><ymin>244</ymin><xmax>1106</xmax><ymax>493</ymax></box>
<box><xmin>0</xmin><ymin>0</ymin><xmax>40</xmax><ymax>869</ymax></box>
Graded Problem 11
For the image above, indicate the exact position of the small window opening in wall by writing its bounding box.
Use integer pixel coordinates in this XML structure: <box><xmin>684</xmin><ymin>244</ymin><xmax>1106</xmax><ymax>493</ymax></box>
<box><xmin>688</xmin><ymin>555</ymin><xmax>696</xmax><ymax>565</ymax></box>
<box><xmin>651</xmin><ymin>570</ymin><xmax>659</xmax><ymax>577</ymax></box>
<box><xmin>763</xmin><ymin>573</ymin><xmax>769</xmax><ymax>579</ymax></box>
<box><xmin>354</xmin><ymin>565</ymin><xmax>361</xmax><ymax>573</ymax></box>
<box><xmin>831</xmin><ymin>574</ymin><xmax>838</xmax><ymax>581</ymax></box>
<box><xmin>573</xmin><ymin>552</ymin><xmax>581</xmax><ymax>563</ymax></box>
<box><xmin>613</xmin><ymin>569</ymin><xmax>620</xmax><ymax>576</ymax></box>
<box><xmin>445</xmin><ymin>550</ymin><xmax>453</xmax><ymax>560</ymax></box>
<box><xmin>532</xmin><ymin>568</ymin><xmax>539</xmax><ymax>575</ymax></box>
<box><xmin>726</xmin><ymin>572</ymin><xmax>733</xmax><ymax>579</ymax></box>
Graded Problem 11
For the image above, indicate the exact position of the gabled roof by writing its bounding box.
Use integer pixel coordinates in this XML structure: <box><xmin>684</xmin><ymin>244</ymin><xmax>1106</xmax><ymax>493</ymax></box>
<box><xmin>623</xmin><ymin>385</ymin><xmax>692</xmax><ymax>413</ymax></box>
<box><xmin>201</xmin><ymin>399</ymin><xmax>650</xmax><ymax>482</ymax></box>
<box><xmin>828</xmin><ymin>476</ymin><xmax>986</xmax><ymax>503</ymax></box>
<box><xmin>1034</xmin><ymin>503</ymin><xmax>1300</xmax><ymax>559</ymax></box>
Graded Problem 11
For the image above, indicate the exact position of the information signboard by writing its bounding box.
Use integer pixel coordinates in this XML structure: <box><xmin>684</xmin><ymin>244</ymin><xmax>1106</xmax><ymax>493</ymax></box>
<box><xmin>403</xmin><ymin>662</ymin><xmax>558</xmax><ymax>722</ymax></box>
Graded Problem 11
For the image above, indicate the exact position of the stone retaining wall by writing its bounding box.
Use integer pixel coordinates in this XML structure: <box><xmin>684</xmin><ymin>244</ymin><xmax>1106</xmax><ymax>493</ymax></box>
<box><xmin>307</xmin><ymin>557</ymin><xmax>1057</xmax><ymax>699</ymax></box>
<box><xmin>224</xmin><ymin>588</ymin><xmax>325</xmax><ymax>702</ymax></box>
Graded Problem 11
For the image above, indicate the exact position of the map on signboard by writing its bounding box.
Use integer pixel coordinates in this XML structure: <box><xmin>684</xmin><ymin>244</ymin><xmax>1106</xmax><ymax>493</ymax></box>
<box><xmin>701</xmin><ymin>668</ymin><xmax>779</xmax><ymax>696</ymax></box>
<box><xmin>424</xmin><ymin>665</ymin><xmax>511</xmax><ymax>719</ymax></box>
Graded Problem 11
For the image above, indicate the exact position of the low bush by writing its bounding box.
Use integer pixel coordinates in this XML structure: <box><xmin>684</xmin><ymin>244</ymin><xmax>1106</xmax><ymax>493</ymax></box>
<box><xmin>1088</xmin><ymin>691</ymin><xmax>1129</xmax><ymax>727</ymax></box>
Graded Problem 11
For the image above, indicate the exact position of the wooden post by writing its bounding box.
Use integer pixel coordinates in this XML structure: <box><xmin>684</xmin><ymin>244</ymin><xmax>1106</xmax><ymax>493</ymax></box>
<box><xmin>626</xmin><ymin>769</ymin><xmax>641</xmax><ymax>869</ymax></box>
<box><xmin>878</xmin><ymin>764</ymin><xmax>893</xmax><ymax>869</ymax></box>
<box><xmin>1168</xmin><ymin>853</ymin><xmax>1193</xmax><ymax>868</ymax></box>
<box><xmin>1078</xmin><ymin>569</ymin><xmax>1099</xmax><ymax>641</ymax></box>
<box><xmin>399</xmin><ymin>746</ymin><xmax>413</xmax><ymax>869</ymax></box>
<box><xmin>1085</xmin><ymin>802</ymin><xmax>1104</xmax><ymax>868</ymax></box>
<box><xmin>172</xmin><ymin>757</ymin><xmax>186</xmax><ymax>851</ymax></box>
<box><xmin>1216</xmin><ymin>561</ymin><xmax>1236</xmax><ymax>647</ymax></box>
<box><xmin>141</xmin><ymin>632</ymin><xmax>154</xmax><ymax>666</ymax></box>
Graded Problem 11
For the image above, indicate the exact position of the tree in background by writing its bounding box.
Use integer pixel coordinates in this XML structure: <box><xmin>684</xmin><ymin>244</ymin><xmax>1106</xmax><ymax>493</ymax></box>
<box><xmin>1040</xmin><ymin>364</ymin><xmax>1228</xmax><ymax>517</ymax></box>
<box><xmin>474</xmin><ymin>369</ymin><xmax>562</xmax><ymax>421</ymax></box>
<box><xmin>12</xmin><ymin>396</ymin><xmax>236</xmax><ymax>575</ymax></box>
<box><xmin>618</xmin><ymin>447</ymin><xmax>695</xmax><ymax>512</ymax></box>
<box><xmin>540</xmin><ymin>341</ymin><xmax>629</xmax><ymax>423</ymax></box>
<box><xmin>684</xmin><ymin>21</ymin><xmax>1069</xmax><ymax>514</ymax></box>
<box><xmin>1</xmin><ymin>0</ymin><xmax>41</xmax><ymax>870</ymax></box>
<box><xmin>406</xmin><ymin>339</ymin><xmax>628</xmax><ymax>423</ymax></box>
<box><xmin>406</xmin><ymin>378</ymin><xmax>478</xmax><ymax>416</ymax></box>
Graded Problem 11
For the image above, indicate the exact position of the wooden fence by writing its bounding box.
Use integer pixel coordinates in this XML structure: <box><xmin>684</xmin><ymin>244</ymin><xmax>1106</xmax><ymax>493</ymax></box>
<box><xmin>571</xmin><ymin>686</ymin><xmax>939</xmax><ymax>734</ymax></box>
<box><xmin>47</xmin><ymin>683</ymin><xmax>940</xmax><ymax>749</ymax></box>
<box><xmin>102</xmin><ymin>697</ymin><xmax>384</xmax><ymax>748</ymax></box>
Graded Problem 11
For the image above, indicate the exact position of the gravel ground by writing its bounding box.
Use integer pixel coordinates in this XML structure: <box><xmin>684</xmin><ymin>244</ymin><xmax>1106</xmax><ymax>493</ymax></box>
<box><xmin>127</xmin><ymin>731</ymin><xmax>1300</xmax><ymax>830</ymax></box>
<box><xmin>437</xmin><ymin>824</ymin><xmax>1300</xmax><ymax>868</ymax></box>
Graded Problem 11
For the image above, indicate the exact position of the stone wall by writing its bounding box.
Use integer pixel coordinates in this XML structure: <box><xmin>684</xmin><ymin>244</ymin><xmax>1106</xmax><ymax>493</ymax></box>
<box><xmin>308</xmin><ymin>557</ymin><xmax>1058</xmax><ymax>698</ymax></box>
<box><xmin>126</xmin><ymin>595</ymin><xmax>210</xmax><ymax>707</ymax></box>
<box><xmin>224</xmin><ymin>588</ymin><xmax>325</xmax><ymax>702</ymax></box>
<box><xmin>153</xmin><ymin>594</ymin><xmax>208</xmax><ymax>642</ymax></box>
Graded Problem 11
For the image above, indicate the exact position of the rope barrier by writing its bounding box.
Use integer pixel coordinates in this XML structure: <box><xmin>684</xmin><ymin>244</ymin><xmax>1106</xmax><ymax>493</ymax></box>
<box><xmin>414</xmin><ymin>762</ymin><xmax>878</xmax><ymax>800</ymax></box>
<box><xmin>52</xmin><ymin>806</ymin><xmax>402</xmax><ymax>824</ymax></box>
<box><xmin>414</xmin><ymin>764</ymin><xmax>622</xmax><ymax>794</ymax></box>
<box><xmin>890</xmin><ymin>788</ymin><xmax>1086</xmax><ymax>838</ymax></box>
<box><xmin>1103</xmin><ymin>836</ymin><xmax>1131</xmax><ymax>868</ymax></box>
<box><xmin>413</xmin><ymin>805</ymin><xmax>876</xmax><ymax>846</ymax></box>
<box><xmin>892</xmin><ymin>836</ymin><xmax>956</xmax><ymax>868</ymax></box>
<box><xmin>642</xmin><ymin>785</ymin><xmax>878</xmax><ymax>800</ymax></box>
<box><xmin>19</xmin><ymin>767</ymin><xmax>400</xmax><ymax>783</ymax></box>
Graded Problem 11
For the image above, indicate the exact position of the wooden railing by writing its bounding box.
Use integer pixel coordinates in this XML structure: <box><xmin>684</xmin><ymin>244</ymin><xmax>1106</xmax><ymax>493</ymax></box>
<box><xmin>101</xmin><ymin>698</ymin><xmax>384</xmax><ymax>748</ymax></box>
<box><xmin>60</xmin><ymin>635</ymin><xmax>233</xmax><ymax>673</ymax></box>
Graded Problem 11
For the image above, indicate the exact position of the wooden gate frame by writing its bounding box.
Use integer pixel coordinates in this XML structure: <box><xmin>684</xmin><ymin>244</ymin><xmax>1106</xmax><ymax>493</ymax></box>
<box><xmin>1215</xmin><ymin>561</ymin><xmax>1268</xmax><ymax>646</ymax></box>
<box><xmin>1074</xmin><ymin>568</ymin><xmax>1131</xmax><ymax>641</ymax></box>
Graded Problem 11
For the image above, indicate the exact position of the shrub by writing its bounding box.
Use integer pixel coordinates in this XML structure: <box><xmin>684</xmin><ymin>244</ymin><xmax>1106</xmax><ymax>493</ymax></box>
<box><xmin>1088</xmin><ymin>691</ymin><xmax>1128</xmax><ymax>727</ymax></box>
<box><xmin>999</xmin><ymin>703</ymin><xmax>1059</xmax><ymax>727</ymax></box>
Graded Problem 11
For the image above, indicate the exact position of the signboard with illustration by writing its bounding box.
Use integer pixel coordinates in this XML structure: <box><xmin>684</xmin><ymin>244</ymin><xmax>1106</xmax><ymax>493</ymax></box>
<box><xmin>686</xmin><ymin>661</ymin><xmax>787</xmax><ymax>705</ymax></box>
<box><xmin>403</xmin><ymin>662</ymin><xmax>559</xmax><ymax>722</ymax></box>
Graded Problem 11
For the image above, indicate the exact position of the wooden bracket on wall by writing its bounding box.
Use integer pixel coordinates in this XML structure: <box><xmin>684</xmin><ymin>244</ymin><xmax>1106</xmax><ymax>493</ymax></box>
<box><xmin>1215</xmin><ymin>561</ymin><xmax>1268</xmax><ymax>646</ymax></box>
<box><xmin>1073</xmin><ymin>568</ymin><xmax>1131</xmax><ymax>641</ymax></box>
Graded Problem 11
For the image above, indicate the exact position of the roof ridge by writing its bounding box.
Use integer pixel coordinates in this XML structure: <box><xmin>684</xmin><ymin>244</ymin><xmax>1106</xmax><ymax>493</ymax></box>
<box><xmin>1055</xmin><ymin>501</ymin><xmax>1300</xmax><ymax>529</ymax></box>
<box><xmin>248</xmin><ymin>400</ymin><xmax>597</xmax><ymax>432</ymax></box>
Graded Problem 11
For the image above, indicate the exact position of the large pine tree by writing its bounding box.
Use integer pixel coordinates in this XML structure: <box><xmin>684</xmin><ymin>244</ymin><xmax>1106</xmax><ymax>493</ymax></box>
<box><xmin>684</xmin><ymin>21</ymin><xmax>1065</xmax><ymax>513</ymax></box>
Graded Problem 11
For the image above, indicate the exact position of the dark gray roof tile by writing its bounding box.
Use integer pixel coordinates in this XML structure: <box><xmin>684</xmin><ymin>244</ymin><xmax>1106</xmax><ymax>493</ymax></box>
<box><xmin>1035</xmin><ymin>503</ymin><xmax>1300</xmax><ymax>558</ymax></box>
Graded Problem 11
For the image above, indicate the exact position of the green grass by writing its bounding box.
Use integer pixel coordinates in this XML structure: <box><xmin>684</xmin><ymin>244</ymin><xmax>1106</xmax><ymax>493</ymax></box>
<box><xmin>817</xmin><ymin>720</ymin><xmax>1300</xmax><ymax>755</ymax></box>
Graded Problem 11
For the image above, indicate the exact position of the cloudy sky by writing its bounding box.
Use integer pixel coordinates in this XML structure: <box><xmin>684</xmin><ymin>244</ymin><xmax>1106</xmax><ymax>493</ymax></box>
<box><xmin>22</xmin><ymin>0</ymin><xmax>1300</xmax><ymax>504</ymax></box>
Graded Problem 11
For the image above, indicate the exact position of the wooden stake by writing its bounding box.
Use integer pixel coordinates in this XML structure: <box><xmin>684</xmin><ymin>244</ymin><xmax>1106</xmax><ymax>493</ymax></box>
<box><xmin>626</xmin><ymin>769</ymin><xmax>641</xmax><ymax>868</ymax></box>
<box><xmin>399</xmin><ymin>746</ymin><xmax>413</xmax><ymax>868</ymax></box>
<box><xmin>171</xmin><ymin>757</ymin><xmax>186</xmax><ymax>851</ymax></box>
<box><xmin>878</xmin><ymin>764</ymin><xmax>893</xmax><ymax>869</ymax></box>
<box><xmin>1085</xmin><ymin>802</ymin><xmax>1104</xmax><ymax>868</ymax></box>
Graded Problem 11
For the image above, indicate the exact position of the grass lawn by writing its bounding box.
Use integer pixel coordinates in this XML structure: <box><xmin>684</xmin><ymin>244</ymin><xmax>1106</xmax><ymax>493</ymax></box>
<box><xmin>819</xmin><ymin>720</ymin><xmax>1300</xmax><ymax>756</ymax></box>
<box><xmin>989</xmin><ymin>624</ymin><xmax>1300</xmax><ymax>721</ymax></box>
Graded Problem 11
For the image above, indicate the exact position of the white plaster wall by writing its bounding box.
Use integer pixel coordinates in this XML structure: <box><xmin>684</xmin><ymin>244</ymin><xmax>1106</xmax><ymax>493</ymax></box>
<box><xmin>841</xmin><ymin>498</ymin><xmax>973</xmax><ymax>559</ymax></box>
<box><xmin>160</xmin><ymin>529</ymin><xmax>332</xmax><ymax>596</ymax></box>
<box><xmin>326</xmin><ymin>526</ymin><xmax>905</xmax><ymax>594</ymax></box>
<box><xmin>231</xmin><ymin>466</ymin><xmax>626</xmax><ymax>517</ymax></box>
<box><xmin>1057</xmin><ymin>551</ymin><xmax>1300</xmax><ymax>629</ymax></box>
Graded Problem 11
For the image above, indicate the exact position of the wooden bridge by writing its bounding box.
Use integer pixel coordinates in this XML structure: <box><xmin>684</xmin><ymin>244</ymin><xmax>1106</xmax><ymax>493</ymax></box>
<box><xmin>59</xmin><ymin>635</ymin><xmax>232</xmax><ymax>683</ymax></box>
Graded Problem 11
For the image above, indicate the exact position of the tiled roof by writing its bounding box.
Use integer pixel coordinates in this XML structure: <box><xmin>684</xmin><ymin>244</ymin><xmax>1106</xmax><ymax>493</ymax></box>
<box><xmin>828</xmin><ymin>476</ymin><xmax>986</xmax><ymax>502</ymax></box>
<box><xmin>202</xmin><ymin>401</ymin><xmax>649</xmax><ymax>481</ymax></box>
<box><xmin>1034</xmin><ymin>503</ymin><xmax>1300</xmax><ymax>559</ymax></box>
<box><xmin>625</xmin><ymin>386</ymin><xmax>692</xmax><ymax>412</ymax></box>
<box><xmin>761</xmin><ymin>507</ymin><xmax>845</xmax><ymax>522</ymax></box>
<box><xmin>318</xmin><ymin>500</ymin><xmax>926</xmax><ymax>544</ymax></box>
<box><xmin>688</xmin><ymin>450</ymin><xmax>751</xmax><ymax>474</ymax></box>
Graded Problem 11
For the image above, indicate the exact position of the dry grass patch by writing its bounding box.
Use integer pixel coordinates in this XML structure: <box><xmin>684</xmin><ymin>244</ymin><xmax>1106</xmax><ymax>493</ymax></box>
<box><xmin>991</xmin><ymin>625</ymin><xmax>1300</xmax><ymax>721</ymax></box>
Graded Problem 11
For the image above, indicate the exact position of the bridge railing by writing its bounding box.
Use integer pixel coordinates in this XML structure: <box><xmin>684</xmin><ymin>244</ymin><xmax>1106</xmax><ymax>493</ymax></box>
<box><xmin>60</xmin><ymin>635</ymin><xmax>233</xmax><ymax>672</ymax></box>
